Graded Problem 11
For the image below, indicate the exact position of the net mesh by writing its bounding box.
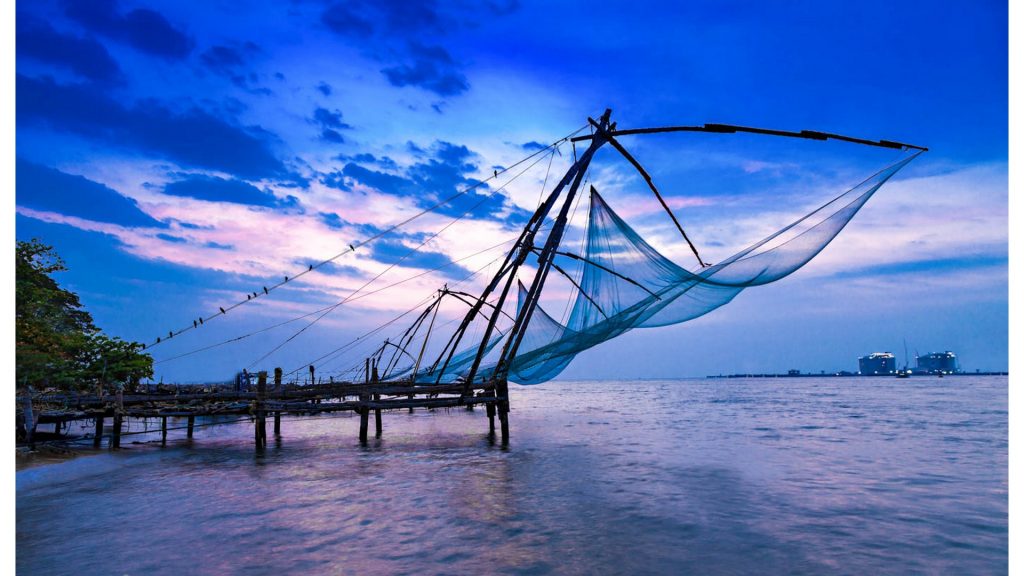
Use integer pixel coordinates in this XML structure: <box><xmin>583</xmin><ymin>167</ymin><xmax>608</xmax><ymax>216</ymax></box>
<box><xmin>397</xmin><ymin>150</ymin><xmax>921</xmax><ymax>385</ymax></box>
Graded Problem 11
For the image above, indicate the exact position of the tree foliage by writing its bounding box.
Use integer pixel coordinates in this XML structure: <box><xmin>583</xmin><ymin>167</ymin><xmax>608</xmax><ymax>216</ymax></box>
<box><xmin>16</xmin><ymin>239</ymin><xmax>152</xmax><ymax>392</ymax></box>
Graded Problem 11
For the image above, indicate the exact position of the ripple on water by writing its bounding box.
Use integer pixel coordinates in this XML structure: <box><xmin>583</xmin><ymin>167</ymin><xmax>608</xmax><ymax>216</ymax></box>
<box><xmin>16</xmin><ymin>376</ymin><xmax>1008</xmax><ymax>575</ymax></box>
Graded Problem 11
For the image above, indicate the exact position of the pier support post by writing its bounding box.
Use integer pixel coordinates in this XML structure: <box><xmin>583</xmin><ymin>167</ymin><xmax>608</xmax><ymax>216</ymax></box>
<box><xmin>374</xmin><ymin>394</ymin><xmax>382</xmax><ymax>437</ymax></box>
<box><xmin>359</xmin><ymin>403</ymin><xmax>369</xmax><ymax>443</ymax></box>
<box><xmin>274</xmin><ymin>367</ymin><xmax>283</xmax><ymax>392</ymax></box>
<box><xmin>111</xmin><ymin>388</ymin><xmax>124</xmax><ymax>449</ymax></box>
<box><xmin>497</xmin><ymin>379</ymin><xmax>509</xmax><ymax>444</ymax></box>
<box><xmin>112</xmin><ymin>413</ymin><xmax>122</xmax><ymax>449</ymax></box>
<box><xmin>187</xmin><ymin>415</ymin><xmax>195</xmax><ymax>439</ymax></box>
<box><xmin>255</xmin><ymin>371</ymin><xmax>268</xmax><ymax>449</ymax></box>
<box><xmin>93</xmin><ymin>415</ymin><xmax>104</xmax><ymax>448</ymax></box>
<box><xmin>274</xmin><ymin>412</ymin><xmax>281</xmax><ymax>436</ymax></box>
<box><xmin>486</xmin><ymin>400</ymin><xmax>496</xmax><ymax>434</ymax></box>
<box><xmin>21</xmin><ymin>394</ymin><xmax>35</xmax><ymax>448</ymax></box>
<box><xmin>161</xmin><ymin>416</ymin><xmax>168</xmax><ymax>445</ymax></box>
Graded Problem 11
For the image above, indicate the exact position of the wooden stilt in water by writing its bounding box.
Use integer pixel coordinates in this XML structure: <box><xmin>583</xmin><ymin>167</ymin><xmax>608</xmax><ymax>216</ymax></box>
<box><xmin>497</xmin><ymin>379</ymin><xmax>510</xmax><ymax>443</ymax></box>
<box><xmin>273</xmin><ymin>367</ymin><xmax>283</xmax><ymax>437</ymax></box>
<box><xmin>255</xmin><ymin>371</ymin><xmax>268</xmax><ymax>449</ymax></box>
<box><xmin>187</xmin><ymin>415</ymin><xmax>195</xmax><ymax>439</ymax></box>
<box><xmin>161</xmin><ymin>416</ymin><xmax>168</xmax><ymax>445</ymax></box>
<box><xmin>93</xmin><ymin>415</ymin><xmax>104</xmax><ymax>448</ymax></box>
<box><xmin>112</xmin><ymin>388</ymin><xmax>124</xmax><ymax>449</ymax></box>
<box><xmin>21</xmin><ymin>394</ymin><xmax>35</xmax><ymax>448</ymax></box>
<box><xmin>112</xmin><ymin>413</ymin><xmax>122</xmax><ymax>449</ymax></box>
<box><xmin>359</xmin><ymin>403</ymin><xmax>369</xmax><ymax>443</ymax></box>
<box><xmin>374</xmin><ymin>394</ymin><xmax>382</xmax><ymax>437</ymax></box>
<box><xmin>371</xmin><ymin>359</ymin><xmax>382</xmax><ymax>437</ymax></box>
<box><xmin>486</xmin><ymin>401</ymin><xmax>496</xmax><ymax>434</ymax></box>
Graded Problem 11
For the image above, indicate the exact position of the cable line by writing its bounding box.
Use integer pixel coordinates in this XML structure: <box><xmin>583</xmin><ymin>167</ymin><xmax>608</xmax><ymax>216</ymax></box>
<box><xmin>243</xmin><ymin>140</ymin><xmax>560</xmax><ymax>369</ymax></box>
<box><xmin>141</xmin><ymin>124</ymin><xmax>589</xmax><ymax>351</ymax></box>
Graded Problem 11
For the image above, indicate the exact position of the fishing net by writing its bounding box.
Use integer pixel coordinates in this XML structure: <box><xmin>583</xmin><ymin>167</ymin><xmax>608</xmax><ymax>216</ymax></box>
<box><xmin>397</xmin><ymin>149</ymin><xmax>921</xmax><ymax>385</ymax></box>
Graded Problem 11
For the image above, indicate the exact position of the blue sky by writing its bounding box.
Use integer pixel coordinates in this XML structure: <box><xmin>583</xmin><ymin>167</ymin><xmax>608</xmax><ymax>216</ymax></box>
<box><xmin>15</xmin><ymin>0</ymin><xmax>1008</xmax><ymax>382</ymax></box>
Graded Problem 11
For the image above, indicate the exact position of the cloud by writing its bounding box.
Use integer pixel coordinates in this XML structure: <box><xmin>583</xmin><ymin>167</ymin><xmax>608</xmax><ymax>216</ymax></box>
<box><xmin>338</xmin><ymin>140</ymin><xmax>531</xmax><ymax>226</ymax></box>
<box><xmin>63</xmin><ymin>0</ymin><xmax>192</xmax><ymax>59</ymax></box>
<box><xmin>319</xmin><ymin>1</ymin><xmax>494</xmax><ymax>97</ymax></box>
<box><xmin>312</xmin><ymin>107</ymin><xmax>353</xmax><ymax>143</ymax></box>
<box><xmin>316</xmin><ymin>82</ymin><xmax>332</xmax><ymax>96</ymax></box>
<box><xmin>16</xmin><ymin>12</ymin><xmax>122</xmax><ymax>83</ymax></box>
<box><xmin>369</xmin><ymin>238</ymin><xmax>472</xmax><ymax>277</ymax></box>
<box><xmin>200</xmin><ymin>45</ymin><xmax>245</xmax><ymax>74</ymax></box>
<box><xmin>319</xmin><ymin>212</ymin><xmax>347</xmax><ymax>229</ymax></box>
<box><xmin>321</xmin><ymin>0</ymin><xmax>443</xmax><ymax>38</ymax></box>
<box><xmin>380</xmin><ymin>43</ymin><xmax>469</xmax><ymax>97</ymax></box>
<box><xmin>200</xmin><ymin>43</ymin><xmax>271</xmax><ymax>94</ymax></box>
<box><xmin>320</xmin><ymin>3</ymin><xmax>375</xmax><ymax>38</ymax></box>
<box><xmin>162</xmin><ymin>175</ymin><xmax>285</xmax><ymax>207</ymax></box>
<box><xmin>16</xmin><ymin>159</ymin><xmax>164</xmax><ymax>228</ymax></box>
<box><xmin>17</xmin><ymin>74</ymin><xmax>288</xmax><ymax>180</ymax></box>
<box><xmin>156</xmin><ymin>233</ymin><xmax>187</xmax><ymax>243</ymax></box>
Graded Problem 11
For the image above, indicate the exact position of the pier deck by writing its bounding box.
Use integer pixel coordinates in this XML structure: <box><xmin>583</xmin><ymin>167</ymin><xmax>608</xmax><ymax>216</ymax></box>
<box><xmin>17</xmin><ymin>371</ymin><xmax>509</xmax><ymax>450</ymax></box>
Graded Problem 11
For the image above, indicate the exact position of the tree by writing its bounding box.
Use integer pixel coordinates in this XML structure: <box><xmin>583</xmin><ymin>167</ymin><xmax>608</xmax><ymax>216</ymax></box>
<box><xmin>16</xmin><ymin>239</ymin><xmax>152</xmax><ymax>392</ymax></box>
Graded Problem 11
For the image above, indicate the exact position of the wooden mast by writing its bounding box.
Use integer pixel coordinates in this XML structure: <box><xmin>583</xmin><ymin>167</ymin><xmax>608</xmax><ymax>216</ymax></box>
<box><xmin>429</xmin><ymin>111</ymin><xmax>608</xmax><ymax>386</ymax></box>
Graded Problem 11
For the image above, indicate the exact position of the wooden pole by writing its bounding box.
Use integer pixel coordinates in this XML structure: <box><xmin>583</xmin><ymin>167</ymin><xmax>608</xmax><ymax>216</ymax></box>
<box><xmin>359</xmin><ymin>402</ymin><xmax>369</xmax><ymax>443</ymax></box>
<box><xmin>21</xmin><ymin>394</ymin><xmax>35</xmax><ymax>448</ymax></box>
<box><xmin>273</xmin><ymin>366</ymin><xmax>283</xmax><ymax>437</ymax></box>
<box><xmin>161</xmin><ymin>416</ymin><xmax>168</xmax><ymax>445</ymax></box>
<box><xmin>256</xmin><ymin>371</ymin><xmax>268</xmax><ymax>449</ymax></box>
<box><xmin>187</xmin><ymin>415</ymin><xmax>195</xmax><ymax>439</ymax></box>
<box><xmin>497</xmin><ymin>379</ymin><xmax>510</xmax><ymax>444</ymax></box>
<box><xmin>93</xmin><ymin>414</ymin><xmax>104</xmax><ymax>448</ymax></box>
<box><xmin>371</xmin><ymin>359</ymin><xmax>382</xmax><ymax>437</ymax></box>
<box><xmin>374</xmin><ymin>394</ymin><xmax>382</xmax><ymax>437</ymax></box>
<box><xmin>112</xmin><ymin>389</ymin><xmax>124</xmax><ymax>449</ymax></box>
<box><xmin>112</xmin><ymin>413</ymin><xmax>122</xmax><ymax>449</ymax></box>
<box><xmin>486</xmin><ymin>400</ymin><xmax>496</xmax><ymax>434</ymax></box>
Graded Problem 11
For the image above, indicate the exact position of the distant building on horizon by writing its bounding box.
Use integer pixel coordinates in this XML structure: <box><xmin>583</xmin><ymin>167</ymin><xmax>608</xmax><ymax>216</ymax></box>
<box><xmin>916</xmin><ymin>351</ymin><xmax>960</xmax><ymax>374</ymax></box>
<box><xmin>859</xmin><ymin>352</ymin><xmax>896</xmax><ymax>375</ymax></box>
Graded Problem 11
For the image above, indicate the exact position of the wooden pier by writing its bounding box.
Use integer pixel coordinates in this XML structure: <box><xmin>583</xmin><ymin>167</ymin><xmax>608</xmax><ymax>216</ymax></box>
<box><xmin>16</xmin><ymin>369</ymin><xmax>510</xmax><ymax>451</ymax></box>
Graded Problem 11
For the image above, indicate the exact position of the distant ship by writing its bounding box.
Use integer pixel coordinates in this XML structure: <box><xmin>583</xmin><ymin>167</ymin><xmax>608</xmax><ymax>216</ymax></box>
<box><xmin>896</xmin><ymin>339</ymin><xmax>912</xmax><ymax>378</ymax></box>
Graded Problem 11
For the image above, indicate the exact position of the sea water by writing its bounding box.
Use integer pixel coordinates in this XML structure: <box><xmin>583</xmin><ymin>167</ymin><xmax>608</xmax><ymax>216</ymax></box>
<box><xmin>16</xmin><ymin>376</ymin><xmax>1007</xmax><ymax>575</ymax></box>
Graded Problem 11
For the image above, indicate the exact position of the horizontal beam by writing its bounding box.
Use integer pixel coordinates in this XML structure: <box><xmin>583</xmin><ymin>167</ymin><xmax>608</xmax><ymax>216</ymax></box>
<box><xmin>571</xmin><ymin>123</ymin><xmax>928</xmax><ymax>151</ymax></box>
<box><xmin>19</xmin><ymin>381</ymin><xmax>499</xmax><ymax>408</ymax></box>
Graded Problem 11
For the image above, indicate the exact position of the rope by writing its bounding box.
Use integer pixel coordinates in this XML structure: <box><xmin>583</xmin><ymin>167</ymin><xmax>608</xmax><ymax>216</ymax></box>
<box><xmin>154</xmin><ymin>237</ymin><xmax>516</xmax><ymax>366</ymax></box>
<box><xmin>244</xmin><ymin>143</ymin><xmax>558</xmax><ymax>370</ymax></box>
<box><xmin>284</xmin><ymin>240</ymin><xmax>513</xmax><ymax>378</ymax></box>
<box><xmin>141</xmin><ymin>125</ymin><xmax>589</xmax><ymax>351</ymax></box>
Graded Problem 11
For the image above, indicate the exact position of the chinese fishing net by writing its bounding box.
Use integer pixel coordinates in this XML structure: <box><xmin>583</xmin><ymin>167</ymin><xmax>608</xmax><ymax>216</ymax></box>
<box><xmin>397</xmin><ymin>149</ymin><xmax>922</xmax><ymax>385</ymax></box>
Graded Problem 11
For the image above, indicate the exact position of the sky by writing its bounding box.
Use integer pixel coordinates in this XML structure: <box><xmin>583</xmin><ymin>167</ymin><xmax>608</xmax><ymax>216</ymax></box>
<box><xmin>14</xmin><ymin>0</ymin><xmax>1008</xmax><ymax>383</ymax></box>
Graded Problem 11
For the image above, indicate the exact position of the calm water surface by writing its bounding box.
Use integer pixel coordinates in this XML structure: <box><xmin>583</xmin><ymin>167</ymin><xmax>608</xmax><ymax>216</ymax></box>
<box><xmin>17</xmin><ymin>376</ymin><xmax>1007</xmax><ymax>575</ymax></box>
